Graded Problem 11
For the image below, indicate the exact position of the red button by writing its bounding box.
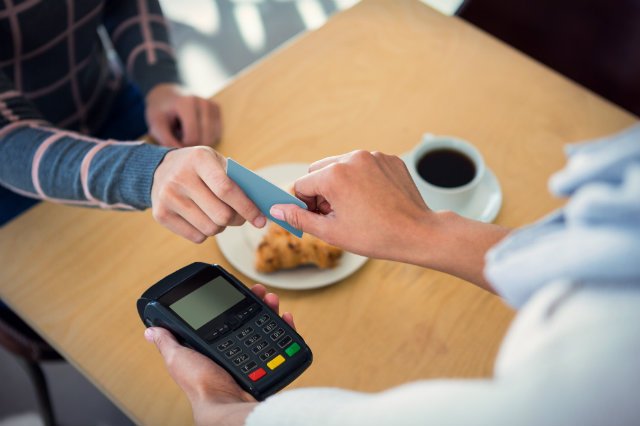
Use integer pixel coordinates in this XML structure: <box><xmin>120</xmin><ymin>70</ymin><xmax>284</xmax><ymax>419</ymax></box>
<box><xmin>248</xmin><ymin>368</ymin><xmax>266</xmax><ymax>382</ymax></box>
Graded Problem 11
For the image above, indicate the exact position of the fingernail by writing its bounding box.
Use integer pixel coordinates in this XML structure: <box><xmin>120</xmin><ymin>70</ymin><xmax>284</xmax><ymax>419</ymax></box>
<box><xmin>144</xmin><ymin>328</ymin><xmax>155</xmax><ymax>342</ymax></box>
<box><xmin>270</xmin><ymin>207</ymin><xmax>284</xmax><ymax>221</ymax></box>
<box><xmin>253</xmin><ymin>215</ymin><xmax>267</xmax><ymax>228</ymax></box>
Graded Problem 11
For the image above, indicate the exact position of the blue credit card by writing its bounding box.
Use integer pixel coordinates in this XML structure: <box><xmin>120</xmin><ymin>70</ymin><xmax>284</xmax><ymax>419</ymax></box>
<box><xmin>227</xmin><ymin>158</ymin><xmax>306</xmax><ymax>238</ymax></box>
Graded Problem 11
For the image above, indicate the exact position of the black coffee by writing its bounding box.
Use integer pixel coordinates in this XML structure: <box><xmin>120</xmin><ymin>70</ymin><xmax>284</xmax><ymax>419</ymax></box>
<box><xmin>417</xmin><ymin>149</ymin><xmax>476</xmax><ymax>188</ymax></box>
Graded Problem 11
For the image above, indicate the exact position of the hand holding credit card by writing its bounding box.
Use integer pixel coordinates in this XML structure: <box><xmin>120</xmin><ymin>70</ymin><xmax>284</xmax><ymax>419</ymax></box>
<box><xmin>226</xmin><ymin>158</ymin><xmax>307</xmax><ymax>237</ymax></box>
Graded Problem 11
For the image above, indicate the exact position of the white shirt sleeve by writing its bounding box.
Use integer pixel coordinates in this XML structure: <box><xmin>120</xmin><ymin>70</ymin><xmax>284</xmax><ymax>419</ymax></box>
<box><xmin>246</xmin><ymin>281</ymin><xmax>640</xmax><ymax>426</ymax></box>
<box><xmin>247</xmin><ymin>380</ymin><xmax>505</xmax><ymax>426</ymax></box>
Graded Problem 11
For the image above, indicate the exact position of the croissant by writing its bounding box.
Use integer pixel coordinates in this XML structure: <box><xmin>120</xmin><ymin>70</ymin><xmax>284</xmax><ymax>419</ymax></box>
<box><xmin>255</xmin><ymin>222</ymin><xmax>343</xmax><ymax>273</ymax></box>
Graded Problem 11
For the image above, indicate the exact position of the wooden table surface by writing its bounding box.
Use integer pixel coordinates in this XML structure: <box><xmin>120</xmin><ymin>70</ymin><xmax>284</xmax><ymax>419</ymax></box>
<box><xmin>0</xmin><ymin>0</ymin><xmax>635</xmax><ymax>424</ymax></box>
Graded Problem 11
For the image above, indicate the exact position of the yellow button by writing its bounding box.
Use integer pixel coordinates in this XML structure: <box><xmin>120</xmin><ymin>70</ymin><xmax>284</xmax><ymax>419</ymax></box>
<box><xmin>267</xmin><ymin>355</ymin><xmax>285</xmax><ymax>370</ymax></box>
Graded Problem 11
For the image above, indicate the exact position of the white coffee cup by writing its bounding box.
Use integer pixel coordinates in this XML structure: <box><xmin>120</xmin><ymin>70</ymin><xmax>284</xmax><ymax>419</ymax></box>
<box><xmin>404</xmin><ymin>134</ymin><xmax>485</xmax><ymax>214</ymax></box>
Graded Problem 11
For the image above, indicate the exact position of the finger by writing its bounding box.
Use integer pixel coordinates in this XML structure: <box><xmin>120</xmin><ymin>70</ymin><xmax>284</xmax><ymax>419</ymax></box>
<box><xmin>197</xmin><ymin>162</ymin><xmax>266</xmax><ymax>228</ymax></box>
<box><xmin>317</xmin><ymin>199</ymin><xmax>333</xmax><ymax>214</ymax></box>
<box><xmin>308</xmin><ymin>150</ymin><xmax>368</xmax><ymax>173</ymax></box>
<box><xmin>250</xmin><ymin>284</ymin><xmax>267</xmax><ymax>299</ymax></box>
<box><xmin>308</xmin><ymin>154</ymin><xmax>345</xmax><ymax>173</ymax></box>
<box><xmin>294</xmin><ymin>192</ymin><xmax>320</xmax><ymax>212</ymax></box>
<box><xmin>150</xmin><ymin>114</ymin><xmax>182</xmax><ymax>148</ymax></box>
<box><xmin>199</xmin><ymin>98</ymin><xmax>214</xmax><ymax>146</ymax></box>
<box><xmin>170</xmin><ymin>194</ymin><xmax>226</xmax><ymax>237</ymax></box>
<box><xmin>264</xmin><ymin>293</ymin><xmax>279</xmax><ymax>315</ymax></box>
<box><xmin>144</xmin><ymin>327</ymin><xmax>215</xmax><ymax>401</ymax></box>
<box><xmin>227</xmin><ymin>213</ymin><xmax>246</xmax><ymax>227</ymax></box>
<box><xmin>144</xmin><ymin>327</ymin><xmax>180</xmax><ymax>360</ymax></box>
<box><xmin>270</xmin><ymin>204</ymin><xmax>327</xmax><ymax>237</ymax></box>
<box><xmin>291</xmin><ymin>167</ymin><xmax>333</xmax><ymax>211</ymax></box>
<box><xmin>188</xmin><ymin>179</ymin><xmax>245</xmax><ymax>228</ymax></box>
<box><xmin>293</xmin><ymin>165</ymin><xmax>335</xmax><ymax>199</ymax></box>
<box><xmin>160</xmin><ymin>211</ymin><xmax>208</xmax><ymax>243</ymax></box>
<box><xmin>176</xmin><ymin>97</ymin><xmax>200</xmax><ymax>146</ymax></box>
<box><xmin>282</xmin><ymin>312</ymin><xmax>296</xmax><ymax>330</ymax></box>
<box><xmin>298</xmin><ymin>194</ymin><xmax>331</xmax><ymax>214</ymax></box>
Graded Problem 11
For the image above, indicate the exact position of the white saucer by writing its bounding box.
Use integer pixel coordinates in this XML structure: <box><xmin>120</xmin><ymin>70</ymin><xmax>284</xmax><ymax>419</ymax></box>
<box><xmin>401</xmin><ymin>153</ymin><xmax>503</xmax><ymax>223</ymax></box>
<box><xmin>457</xmin><ymin>168</ymin><xmax>502</xmax><ymax>222</ymax></box>
<box><xmin>215</xmin><ymin>163</ymin><xmax>368</xmax><ymax>290</ymax></box>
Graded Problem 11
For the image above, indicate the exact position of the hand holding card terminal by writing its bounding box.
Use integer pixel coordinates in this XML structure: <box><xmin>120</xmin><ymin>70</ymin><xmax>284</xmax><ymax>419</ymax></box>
<box><xmin>137</xmin><ymin>263</ymin><xmax>312</xmax><ymax>400</ymax></box>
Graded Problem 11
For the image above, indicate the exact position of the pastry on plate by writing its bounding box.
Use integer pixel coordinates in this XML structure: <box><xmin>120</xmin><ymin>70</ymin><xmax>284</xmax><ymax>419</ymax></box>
<box><xmin>255</xmin><ymin>222</ymin><xmax>343</xmax><ymax>273</ymax></box>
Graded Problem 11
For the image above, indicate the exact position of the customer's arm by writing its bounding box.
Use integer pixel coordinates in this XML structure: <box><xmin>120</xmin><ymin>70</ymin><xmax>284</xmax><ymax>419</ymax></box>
<box><xmin>0</xmin><ymin>71</ymin><xmax>167</xmax><ymax>210</ymax></box>
<box><xmin>0</xmin><ymin>72</ymin><xmax>264</xmax><ymax>241</ymax></box>
<box><xmin>103</xmin><ymin>0</ymin><xmax>222</xmax><ymax>148</ymax></box>
<box><xmin>270</xmin><ymin>151</ymin><xmax>509</xmax><ymax>291</ymax></box>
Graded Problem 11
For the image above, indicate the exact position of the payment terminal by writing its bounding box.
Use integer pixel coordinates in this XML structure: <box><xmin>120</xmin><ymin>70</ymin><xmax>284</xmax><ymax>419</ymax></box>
<box><xmin>137</xmin><ymin>262</ymin><xmax>312</xmax><ymax>400</ymax></box>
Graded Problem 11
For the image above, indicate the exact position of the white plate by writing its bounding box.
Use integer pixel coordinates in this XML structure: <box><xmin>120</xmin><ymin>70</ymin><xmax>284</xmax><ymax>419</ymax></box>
<box><xmin>215</xmin><ymin>163</ymin><xmax>368</xmax><ymax>290</ymax></box>
<box><xmin>401</xmin><ymin>153</ymin><xmax>503</xmax><ymax>223</ymax></box>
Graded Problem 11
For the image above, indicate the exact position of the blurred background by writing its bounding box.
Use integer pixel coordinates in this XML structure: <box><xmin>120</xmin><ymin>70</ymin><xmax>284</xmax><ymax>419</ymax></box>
<box><xmin>164</xmin><ymin>0</ymin><xmax>462</xmax><ymax>97</ymax></box>
<box><xmin>0</xmin><ymin>1</ymin><xmax>462</xmax><ymax>425</ymax></box>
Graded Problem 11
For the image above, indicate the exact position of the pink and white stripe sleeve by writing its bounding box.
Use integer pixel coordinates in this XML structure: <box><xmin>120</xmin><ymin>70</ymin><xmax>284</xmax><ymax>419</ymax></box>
<box><xmin>1</xmin><ymin>73</ymin><xmax>171</xmax><ymax>210</ymax></box>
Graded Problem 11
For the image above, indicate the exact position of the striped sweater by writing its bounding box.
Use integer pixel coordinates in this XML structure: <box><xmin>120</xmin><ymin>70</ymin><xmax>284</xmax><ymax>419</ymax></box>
<box><xmin>0</xmin><ymin>0</ymin><xmax>178</xmax><ymax>210</ymax></box>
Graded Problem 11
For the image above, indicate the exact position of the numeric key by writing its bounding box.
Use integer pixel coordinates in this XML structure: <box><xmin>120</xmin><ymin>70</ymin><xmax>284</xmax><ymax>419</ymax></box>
<box><xmin>262</xmin><ymin>321</ymin><xmax>277</xmax><ymax>333</ymax></box>
<box><xmin>236</xmin><ymin>326</ymin><xmax>253</xmax><ymax>340</ymax></box>
<box><xmin>224</xmin><ymin>346</ymin><xmax>241</xmax><ymax>358</ymax></box>
<box><xmin>217</xmin><ymin>340</ymin><xmax>233</xmax><ymax>351</ymax></box>
<box><xmin>252</xmin><ymin>341</ymin><xmax>269</xmax><ymax>354</ymax></box>
<box><xmin>270</xmin><ymin>328</ymin><xmax>284</xmax><ymax>341</ymax></box>
<box><xmin>255</xmin><ymin>314</ymin><xmax>270</xmax><ymax>327</ymax></box>
<box><xmin>232</xmin><ymin>353</ymin><xmax>249</xmax><ymax>366</ymax></box>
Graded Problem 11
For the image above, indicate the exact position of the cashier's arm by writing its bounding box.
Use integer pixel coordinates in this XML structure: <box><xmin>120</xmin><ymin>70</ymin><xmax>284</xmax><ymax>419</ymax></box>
<box><xmin>145</xmin><ymin>284</ymin><xmax>292</xmax><ymax>425</ymax></box>
<box><xmin>270</xmin><ymin>150</ymin><xmax>510</xmax><ymax>292</ymax></box>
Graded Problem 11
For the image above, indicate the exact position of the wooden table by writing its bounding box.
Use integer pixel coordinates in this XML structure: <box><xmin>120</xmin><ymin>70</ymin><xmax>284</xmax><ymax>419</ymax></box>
<box><xmin>0</xmin><ymin>0</ymin><xmax>635</xmax><ymax>424</ymax></box>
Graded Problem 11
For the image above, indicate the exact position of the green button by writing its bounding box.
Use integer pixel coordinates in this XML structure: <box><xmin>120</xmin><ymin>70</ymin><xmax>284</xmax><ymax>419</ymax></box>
<box><xmin>285</xmin><ymin>342</ymin><xmax>300</xmax><ymax>357</ymax></box>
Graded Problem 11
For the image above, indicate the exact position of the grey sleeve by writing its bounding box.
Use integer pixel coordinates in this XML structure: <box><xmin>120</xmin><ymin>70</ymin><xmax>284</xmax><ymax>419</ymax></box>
<box><xmin>0</xmin><ymin>71</ymin><xmax>170</xmax><ymax>209</ymax></box>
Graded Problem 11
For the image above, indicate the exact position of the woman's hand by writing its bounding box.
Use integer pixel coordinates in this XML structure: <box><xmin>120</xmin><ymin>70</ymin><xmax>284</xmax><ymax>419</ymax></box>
<box><xmin>146</xmin><ymin>84</ymin><xmax>222</xmax><ymax>148</ymax></box>
<box><xmin>270</xmin><ymin>150</ymin><xmax>434</xmax><ymax>261</ymax></box>
<box><xmin>144</xmin><ymin>285</ymin><xmax>294</xmax><ymax>426</ymax></box>
<box><xmin>270</xmin><ymin>150</ymin><xmax>509</xmax><ymax>291</ymax></box>
<box><xmin>151</xmin><ymin>146</ymin><xmax>266</xmax><ymax>243</ymax></box>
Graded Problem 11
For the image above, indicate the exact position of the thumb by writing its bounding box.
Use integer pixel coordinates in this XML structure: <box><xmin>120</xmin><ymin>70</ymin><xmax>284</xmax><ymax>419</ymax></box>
<box><xmin>270</xmin><ymin>204</ymin><xmax>327</xmax><ymax>237</ymax></box>
<box><xmin>144</xmin><ymin>327</ymin><xmax>180</xmax><ymax>361</ymax></box>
